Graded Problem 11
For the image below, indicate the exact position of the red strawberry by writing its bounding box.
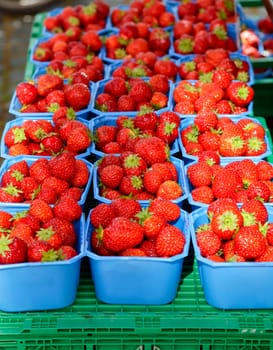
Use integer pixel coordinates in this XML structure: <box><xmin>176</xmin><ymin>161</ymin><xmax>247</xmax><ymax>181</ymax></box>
<box><xmin>157</xmin><ymin>180</ymin><xmax>183</xmax><ymax>200</ymax></box>
<box><xmin>134</xmin><ymin>136</ymin><xmax>168</xmax><ymax>165</ymax></box>
<box><xmin>64</xmin><ymin>82</ymin><xmax>91</xmax><ymax>111</ymax></box>
<box><xmin>49</xmin><ymin>152</ymin><xmax>76</xmax><ymax>182</ymax></box>
<box><xmin>58</xmin><ymin>245</ymin><xmax>77</xmax><ymax>260</ymax></box>
<box><xmin>43</xmin><ymin>217</ymin><xmax>76</xmax><ymax>246</ymax></box>
<box><xmin>226</xmin><ymin>81</ymin><xmax>254</xmax><ymax>107</ymax></box>
<box><xmin>128</xmin><ymin>79</ymin><xmax>153</xmax><ymax>103</ymax></box>
<box><xmin>27</xmin><ymin>240</ymin><xmax>58</xmax><ymax>262</ymax></box>
<box><xmin>102</xmin><ymin>217</ymin><xmax>144</xmax><ymax>252</ymax></box>
<box><xmin>196</xmin><ymin>223</ymin><xmax>222</xmax><ymax>257</ymax></box>
<box><xmin>0</xmin><ymin>235</ymin><xmax>27</xmax><ymax>264</ymax></box>
<box><xmin>99</xmin><ymin>164</ymin><xmax>124</xmax><ymax>189</ymax></box>
<box><xmin>15</xmin><ymin>81</ymin><xmax>38</xmax><ymax>105</ymax></box>
<box><xmin>187</xmin><ymin>161</ymin><xmax>213</xmax><ymax>188</ymax></box>
<box><xmin>53</xmin><ymin>195</ymin><xmax>82</xmax><ymax>222</ymax></box>
<box><xmin>36</xmin><ymin>74</ymin><xmax>63</xmax><ymax>96</ymax></box>
<box><xmin>191</xmin><ymin>186</ymin><xmax>214</xmax><ymax>204</ymax></box>
<box><xmin>90</xmin><ymin>203</ymin><xmax>115</xmax><ymax>228</ymax></box>
<box><xmin>155</xmin><ymin>224</ymin><xmax>186</xmax><ymax>257</ymax></box>
<box><xmin>149</xmin><ymin>198</ymin><xmax>181</xmax><ymax>222</ymax></box>
<box><xmin>240</xmin><ymin>199</ymin><xmax>268</xmax><ymax>225</ymax></box>
<box><xmin>211</xmin><ymin>207</ymin><xmax>243</xmax><ymax>240</ymax></box>
<box><xmin>29</xmin><ymin>199</ymin><xmax>54</xmax><ymax>223</ymax></box>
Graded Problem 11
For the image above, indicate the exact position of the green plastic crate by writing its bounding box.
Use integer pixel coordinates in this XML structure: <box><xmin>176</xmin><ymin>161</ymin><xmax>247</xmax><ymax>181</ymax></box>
<box><xmin>253</xmin><ymin>79</ymin><xmax>273</xmax><ymax>120</ymax></box>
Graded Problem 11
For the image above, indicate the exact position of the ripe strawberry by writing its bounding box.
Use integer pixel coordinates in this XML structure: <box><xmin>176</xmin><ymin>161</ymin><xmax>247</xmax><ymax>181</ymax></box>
<box><xmin>156</xmin><ymin>121</ymin><xmax>178</xmax><ymax>145</ymax></box>
<box><xmin>143</xmin><ymin>168</ymin><xmax>163</xmax><ymax>194</ymax></box>
<box><xmin>194</xmin><ymin>110</ymin><xmax>218</xmax><ymax>133</ymax></box>
<box><xmin>233</xmin><ymin>224</ymin><xmax>267</xmax><ymax>260</ymax></box>
<box><xmin>247</xmin><ymin>181</ymin><xmax>271</xmax><ymax>202</ymax></box>
<box><xmin>9</xmin><ymin>222</ymin><xmax>34</xmax><ymax>246</ymax></box>
<box><xmin>66</xmin><ymin>126</ymin><xmax>92</xmax><ymax>154</ymax></box>
<box><xmin>0</xmin><ymin>210</ymin><xmax>13</xmax><ymax>229</ymax></box>
<box><xmin>0</xmin><ymin>235</ymin><xmax>27</xmax><ymax>264</ymax></box>
<box><xmin>211</xmin><ymin>207</ymin><xmax>243</xmax><ymax>240</ymax></box>
<box><xmin>90</xmin><ymin>203</ymin><xmax>115</xmax><ymax>228</ymax></box>
<box><xmin>155</xmin><ymin>224</ymin><xmax>186</xmax><ymax>257</ymax></box>
<box><xmin>0</xmin><ymin>185</ymin><xmax>24</xmax><ymax>203</ymax></box>
<box><xmin>149</xmin><ymin>198</ymin><xmax>181</xmax><ymax>222</ymax></box>
<box><xmin>53</xmin><ymin>195</ymin><xmax>82</xmax><ymax>221</ymax></box>
<box><xmin>15</xmin><ymin>81</ymin><xmax>38</xmax><ymax>105</ymax></box>
<box><xmin>222</xmin><ymin>239</ymin><xmax>246</xmax><ymax>262</ymax></box>
<box><xmin>119</xmin><ymin>175</ymin><xmax>144</xmax><ymax>196</ymax></box>
<box><xmin>29</xmin><ymin>199</ymin><xmax>54</xmax><ymax>223</ymax></box>
<box><xmin>191</xmin><ymin>186</ymin><xmax>214</xmax><ymax>204</ymax></box>
<box><xmin>212</xmin><ymin>168</ymin><xmax>242</xmax><ymax>199</ymax></box>
<box><xmin>94</xmin><ymin>125</ymin><xmax>117</xmax><ymax>149</ymax></box>
<box><xmin>196</xmin><ymin>223</ymin><xmax>222</xmax><ymax>257</ymax></box>
<box><xmin>27</xmin><ymin>240</ymin><xmax>58</xmax><ymax>262</ymax></box>
<box><xmin>256</xmin><ymin>161</ymin><xmax>273</xmax><ymax>181</ymax></box>
<box><xmin>102</xmin><ymin>217</ymin><xmax>144</xmax><ymax>252</ymax></box>
<box><xmin>240</xmin><ymin>199</ymin><xmax>268</xmax><ymax>225</ymax></box>
<box><xmin>226</xmin><ymin>81</ymin><xmax>254</xmax><ymax>107</ymax></box>
<box><xmin>43</xmin><ymin>216</ymin><xmax>76</xmax><ymax>246</ymax></box>
<box><xmin>212</xmin><ymin>69</ymin><xmax>233</xmax><ymax>89</ymax></box>
<box><xmin>29</xmin><ymin>158</ymin><xmax>51</xmax><ymax>183</ymax></box>
<box><xmin>41</xmin><ymin>134</ymin><xmax>63</xmax><ymax>155</ymax></box>
<box><xmin>128</xmin><ymin>79</ymin><xmax>153</xmax><ymax>103</ymax></box>
<box><xmin>99</xmin><ymin>164</ymin><xmax>124</xmax><ymax>189</ymax></box>
<box><xmin>120</xmin><ymin>248</ymin><xmax>147</xmax><ymax>257</ymax></box>
<box><xmin>20</xmin><ymin>176</ymin><xmax>40</xmax><ymax>201</ymax></box>
<box><xmin>36</xmin><ymin>226</ymin><xmax>63</xmax><ymax>249</ymax></box>
<box><xmin>136</xmin><ymin>206</ymin><xmax>166</xmax><ymax>240</ymax></box>
<box><xmin>122</xmin><ymin>153</ymin><xmax>147</xmax><ymax>177</ymax></box>
<box><xmin>49</xmin><ymin>152</ymin><xmax>76</xmax><ymax>182</ymax></box>
<box><xmin>104</xmin><ymin>77</ymin><xmax>128</xmax><ymax>98</ymax></box>
<box><xmin>81</xmin><ymin>30</ymin><xmax>102</xmax><ymax>52</ymax></box>
<box><xmin>245</xmin><ymin>137</ymin><xmax>267</xmax><ymax>157</ymax></box>
<box><xmin>58</xmin><ymin>245</ymin><xmax>77</xmax><ymax>260</ymax></box>
<box><xmin>69</xmin><ymin>159</ymin><xmax>89</xmax><ymax>188</ymax></box>
<box><xmin>157</xmin><ymin>180</ymin><xmax>183</xmax><ymax>200</ymax></box>
<box><xmin>36</xmin><ymin>73</ymin><xmax>63</xmax><ymax>97</ymax></box>
<box><xmin>64</xmin><ymin>82</ymin><xmax>91</xmax><ymax>110</ymax></box>
<box><xmin>134</xmin><ymin>136</ymin><xmax>168</xmax><ymax>165</ymax></box>
<box><xmin>187</xmin><ymin>161</ymin><xmax>213</xmax><ymax>188</ymax></box>
<box><xmin>138</xmin><ymin>240</ymin><xmax>157</xmax><ymax>257</ymax></box>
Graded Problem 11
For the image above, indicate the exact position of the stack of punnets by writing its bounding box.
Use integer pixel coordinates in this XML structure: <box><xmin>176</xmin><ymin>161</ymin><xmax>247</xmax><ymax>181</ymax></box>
<box><xmin>1</xmin><ymin>0</ymin><xmax>273</xmax><ymax>348</ymax></box>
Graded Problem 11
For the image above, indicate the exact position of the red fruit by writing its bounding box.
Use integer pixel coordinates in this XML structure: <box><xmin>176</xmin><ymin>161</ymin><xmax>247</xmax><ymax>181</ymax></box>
<box><xmin>191</xmin><ymin>186</ymin><xmax>214</xmax><ymax>204</ymax></box>
<box><xmin>53</xmin><ymin>196</ymin><xmax>82</xmax><ymax>221</ymax></box>
<box><xmin>49</xmin><ymin>152</ymin><xmax>76</xmax><ymax>182</ymax></box>
<box><xmin>155</xmin><ymin>224</ymin><xmax>186</xmax><ymax>257</ymax></box>
<box><xmin>36</xmin><ymin>74</ymin><xmax>63</xmax><ymax>97</ymax></box>
<box><xmin>0</xmin><ymin>235</ymin><xmax>27</xmax><ymax>264</ymax></box>
<box><xmin>226</xmin><ymin>81</ymin><xmax>254</xmax><ymax>107</ymax></box>
<box><xmin>27</xmin><ymin>240</ymin><xmax>58</xmax><ymax>262</ymax></box>
<box><xmin>128</xmin><ymin>79</ymin><xmax>153</xmax><ymax>103</ymax></box>
<box><xmin>58</xmin><ymin>245</ymin><xmax>77</xmax><ymax>260</ymax></box>
<box><xmin>29</xmin><ymin>199</ymin><xmax>54</xmax><ymax>223</ymax></box>
<box><xmin>64</xmin><ymin>82</ymin><xmax>91</xmax><ymax>111</ymax></box>
<box><xmin>196</xmin><ymin>224</ymin><xmax>222</xmax><ymax>258</ymax></box>
<box><xmin>81</xmin><ymin>30</ymin><xmax>102</xmax><ymax>52</ymax></box>
<box><xmin>43</xmin><ymin>217</ymin><xmax>76</xmax><ymax>246</ymax></box>
<box><xmin>157</xmin><ymin>180</ymin><xmax>183</xmax><ymax>200</ymax></box>
<box><xmin>90</xmin><ymin>203</ymin><xmax>115</xmax><ymax>228</ymax></box>
<box><xmin>104</xmin><ymin>77</ymin><xmax>128</xmax><ymax>98</ymax></box>
<box><xmin>149</xmin><ymin>198</ymin><xmax>181</xmax><ymax>222</ymax></box>
<box><xmin>15</xmin><ymin>81</ymin><xmax>38</xmax><ymax>105</ymax></box>
<box><xmin>102</xmin><ymin>217</ymin><xmax>144</xmax><ymax>252</ymax></box>
<box><xmin>187</xmin><ymin>161</ymin><xmax>213</xmax><ymax>188</ymax></box>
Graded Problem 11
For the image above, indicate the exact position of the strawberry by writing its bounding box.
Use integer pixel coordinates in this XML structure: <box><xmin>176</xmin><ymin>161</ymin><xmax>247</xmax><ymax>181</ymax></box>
<box><xmin>64</xmin><ymin>82</ymin><xmax>91</xmax><ymax>110</ymax></box>
<box><xmin>104</xmin><ymin>77</ymin><xmax>128</xmax><ymax>98</ymax></box>
<box><xmin>20</xmin><ymin>176</ymin><xmax>40</xmax><ymax>201</ymax></box>
<box><xmin>9</xmin><ymin>222</ymin><xmax>34</xmax><ymax>246</ymax></box>
<box><xmin>155</xmin><ymin>224</ymin><xmax>186</xmax><ymax>257</ymax></box>
<box><xmin>41</xmin><ymin>134</ymin><xmax>63</xmax><ymax>155</ymax></box>
<box><xmin>226</xmin><ymin>81</ymin><xmax>254</xmax><ymax>108</ymax></box>
<box><xmin>196</xmin><ymin>223</ymin><xmax>222</xmax><ymax>257</ymax></box>
<box><xmin>156</xmin><ymin>121</ymin><xmax>178</xmax><ymax>145</ymax></box>
<box><xmin>157</xmin><ymin>180</ymin><xmax>183</xmax><ymax>200</ymax></box>
<box><xmin>119</xmin><ymin>175</ymin><xmax>144</xmax><ymax>196</ymax></box>
<box><xmin>36</xmin><ymin>226</ymin><xmax>63</xmax><ymax>249</ymax></box>
<box><xmin>15</xmin><ymin>81</ymin><xmax>38</xmax><ymax>105</ymax></box>
<box><xmin>49</xmin><ymin>152</ymin><xmax>76</xmax><ymax>182</ymax></box>
<box><xmin>143</xmin><ymin>168</ymin><xmax>163</xmax><ymax>194</ymax></box>
<box><xmin>29</xmin><ymin>158</ymin><xmax>51</xmax><ymax>184</ymax></box>
<box><xmin>187</xmin><ymin>161</ymin><xmax>213</xmax><ymax>188</ymax></box>
<box><xmin>0</xmin><ymin>235</ymin><xmax>27</xmax><ymax>264</ymax></box>
<box><xmin>90</xmin><ymin>203</ymin><xmax>115</xmax><ymax>228</ymax></box>
<box><xmin>43</xmin><ymin>217</ymin><xmax>76</xmax><ymax>246</ymax></box>
<box><xmin>256</xmin><ymin>161</ymin><xmax>273</xmax><ymax>181</ymax></box>
<box><xmin>247</xmin><ymin>181</ymin><xmax>271</xmax><ymax>202</ymax></box>
<box><xmin>245</xmin><ymin>137</ymin><xmax>267</xmax><ymax>157</ymax></box>
<box><xmin>66</xmin><ymin>126</ymin><xmax>92</xmax><ymax>154</ymax></box>
<box><xmin>81</xmin><ymin>30</ymin><xmax>102</xmax><ymax>52</ymax></box>
<box><xmin>120</xmin><ymin>248</ymin><xmax>147</xmax><ymax>257</ymax></box>
<box><xmin>29</xmin><ymin>199</ymin><xmax>54</xmax><ymax>223</ymax></box>
<box><xmin>237</xmin><ymin>119</ymin><xmax>265</xmax><ymax>139</ymax></box>
<box><xmin>136</xmin><ymin>206</ymin><xmax>166</xmax><ymax>240</ymax></box>
<box><xmin>0</xmin><ymin>185</ymin><xmax>24</xmax><ymax>203</ymax></box>
<box><xmin>134</xmin><ymin>136</ymin><xmax>168</xmax><ymax>165</ymax></box>
<box><xmin>212</xmin><ymin>69</ymin><xmax>233</xmax><ymax>89</ymax></box>
<box><xmin>69</xmin><ymin>159</ymin><xmax>89</xmax><ymax>188</ymax></box>
<box><xmin>194</xmin><ymin>110</ymin><xmax>218</xmax><ymax>133</ymax></box>
<box><xmin>36</xmin><ymin>74</ymin><xmax>63</xmax><ymax>97</ymax></box>
<box><xmin>111</xmin><ymin>198</ymin><xmax>141</xmax><ymax>219</ymax></box>
<box><xmin>240</xmin><ymin>199</ymin><xmax>269</xmax><ymax>225</ymax></box>
<box><xmin>128</xmin><ymin>79</ymin><xmax>153</xmax><ymax>103</ymax></box>
<box><xmin>126</xmin><ymin>38</ymin><xmax>150</xmax><ymax>57</ymax></box>
<box><xmin>53</xmin><ymin>195</ymin><xmax>82</xmax><ymax>222</ymax></box>
<box><xmin>233</xmin><ymin>224</ymin><xmax>267</xmax><ymax>260</ymax></box>
<box><xmin>122</xmin><ymin>153</ymin><xmax>147</xmax><ymax>177</ymax></box>
<box><xmin>58</xmin><ymin>245</ymin><xmax>77</xmax><ymax>260</ymax></box>
<box><xmin>212</xmin><ymin>168</ymin><xmax>242</xmax><ymax>199</ymax></box>
<box><xmin>149</xmin><ymin>198</ymin><xmax>181</xmax><ymax>222</ymax></box>
<box><xmin>211</xmin><ymin>207</ymin><xmax>243</xmax><ymax>240</ymax></box>
<box><xmin>27</xmin><ymin>240</ymin><xmax>58</xmax><ymax>262</ymax></box>
<box><xmin>99</xmin><ymin>164</ymin><xmax>124</xmax><ymax>189</ymax></box>
<box><xmin>102</xmin><ymin>217</ymin><xmax>144</xmax><ymax>252</ymax></box>
<box><xmin>191</xmin><ymin>186</ymin><xmax>214</xmax><ymax>204</ymax></box>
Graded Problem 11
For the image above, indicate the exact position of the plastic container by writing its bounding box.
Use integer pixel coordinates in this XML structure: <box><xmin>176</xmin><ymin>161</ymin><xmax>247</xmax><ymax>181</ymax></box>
<box><xmin>90</xmin><ymin>77</ymin><xmax>174</xmax><ymax>116</ymax></box>
<box><xmin>89</xmin><ymin>114</ymin><xmax>180</xmax><ymax>158</ymax></box>
<box><xmin>0</xmin><ymin>116</ymin><xmax>92</xmax><ymax>159</ymax></box>
<box><xmin>0</xmin><ymin>209</ymin><xmax>85</xmax><ymax>312</ymax></box>
<box><xmin>190</xmin><ymin>205</ymin><xmax>273</xmax><ymax>309</ymax></box>
<box><xmin>179</xmin><ymin>116</ymin><xmax>272</xmax><ymax>163</ymax></box>
<box><xmin>0</xmin><ymin>156</ymin><xmax>93</xmax><ymax>209</ymax></box>
<box><xmin>85</xmin><ymin>206</ymin><xmax>190</xmax><ymax>305</ymax></box>
<box><xmin>8</xmin><ymin>82</ymin><xmax>94</xmax><ymax>120</ymax></box>
<box><xmin>92</xmin><ymin>155</ymin><xmax>189</xmax><ymax>206</ymax></box>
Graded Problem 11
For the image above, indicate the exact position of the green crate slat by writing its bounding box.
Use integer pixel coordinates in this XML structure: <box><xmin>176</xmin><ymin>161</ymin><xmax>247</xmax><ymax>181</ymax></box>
<box><xmin>253</xmin><ymin>80</ymin><xmax>273</xmax><ymax>119</ymax></box>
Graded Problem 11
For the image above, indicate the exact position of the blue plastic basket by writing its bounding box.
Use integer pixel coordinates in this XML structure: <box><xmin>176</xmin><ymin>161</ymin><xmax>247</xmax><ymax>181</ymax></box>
<box><xmin>179</xmin><ymin>116</ymin><xmax>272</xmax><ymax>163</ymax></box>
<box><xmin>89</xmin><ymin>113</ymin><xmax>180</xmax><ymax>158</ymax></box>
<box><xmin>0</xmin><ymin>156</ymin><xmax>93</xmax><ymax>209</ymax></box>
<box><xmin>8</xmin><ymin>82</ymin><xmax>94</xmax><ymax>120</ymax></box>
<box><xmin>190</xmin><ymin>205</ymin><xmax>273</xmax><ymax>309</ymax></box>
<box><xmin>0</xmin><ymin>208</ymin><xmax>85</xmax><ymax>312</ymax></box>
<box><xmin>93</xmin><ymin>155</ymin><xmax>188</xmax><ymax>206</ymax></box>
<box><xmin>90</xmin><ymin>77</ymin><xmax>174</xmax><ymax>116</ymax></box>
<box><xmin>85</xmin><ymin>206</ymin><xmax>190</xmax><ymax>305</ymax></box>
<box><xmin>0</xmin><ymin>116</ymin><xmax>92</xmax><ymax>159</ymax></box>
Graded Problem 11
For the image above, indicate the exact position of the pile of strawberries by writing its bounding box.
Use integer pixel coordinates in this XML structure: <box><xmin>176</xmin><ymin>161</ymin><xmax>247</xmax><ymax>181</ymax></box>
<box><xmin>181</xmin><ymin>115</ymin><xmax>268</xmax><ymax>159</ymax></box>
<box><xmin>93</xmin><ymin>75</ymin><xmax>171</xmax><ymax>113</ymax></box>
<box><xmin>89</xmin><ymin>198</ymin><xmax>186</xmax><ymax>257</ymax></box>
<box><xmin>194</xmin><ymin>198</ymin><xmax>273</xmax><ymax>263</ymax></box>
<box><xmin>3</xmin><ymin>117</ymin><xmax>91</xmax><ymax>157</ymax></box>
<box><xmin>187</xmin><ymin>158</ymin><xmax>273</xmax><ymax>205</ymax></box>
<box><xmin>0</xmin><ymin>200</ymin><xmax>80</xmax><ymax>264</ymax></box>
<box><xmin>13</xmin><ymin>73</ymin><xmax>92</xmax><ymax>115</ymax></box>
<box><xmin>0</xmin><ymin>153</ymin><xmax>90</xmax><ymax>206</ymax></box>
<box><xmin>92</xmin><ymin>110</ymin><xmax>180</xmax><ymax>155</ymax></box>
<box><xmin>95</xmin><ymin>148</ymin><xmax>184</xmax><ymax>202</ymax></box>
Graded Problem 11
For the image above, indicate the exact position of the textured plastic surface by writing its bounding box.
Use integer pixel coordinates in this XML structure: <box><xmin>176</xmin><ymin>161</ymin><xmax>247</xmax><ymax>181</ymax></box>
<box><xmin>89</xmin><ymin>113</ymin><xmax>180</xmax><ymax>158</ymax></box>
<box><xmin>0</xmin><ymin>210</ymin><xmax>84</xmax><ymax>312</ymax></box>
<box><xmin>90</xmin><ymin>78</ymin><xmax>174</xmax><ymax>116</ymax></box>
<box><xmin>179</xmin><ymin>116</ymin><xmax>272</xmax><ymax>163</ymax></box>
<box><xmin>0</xmin><ymin>156</ymin><xmax>93</xmax><ymax>208</ymax></box>
<box><xmin>85</xmin><ymin>207</ymin><xmax>190</xmax><ymax>305</ymax></box>
<box><xmin>92</xmin><ymin>155</ymin><xmax>189</xmax><ymax>206</ymax></box>
<box><xmin>0</xmin><ymin>116</ymin><xmax>92</xmax><ymax>159</ymax></box>
<box><xmin>8</xmin><ymin>82</ymin><xmax>94</xmax><ymax>120</ymax></box>
<box><xmin>190</xmin><ymin>205</ymin><xmax>273</xmax><ymax>309</ymax></box>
